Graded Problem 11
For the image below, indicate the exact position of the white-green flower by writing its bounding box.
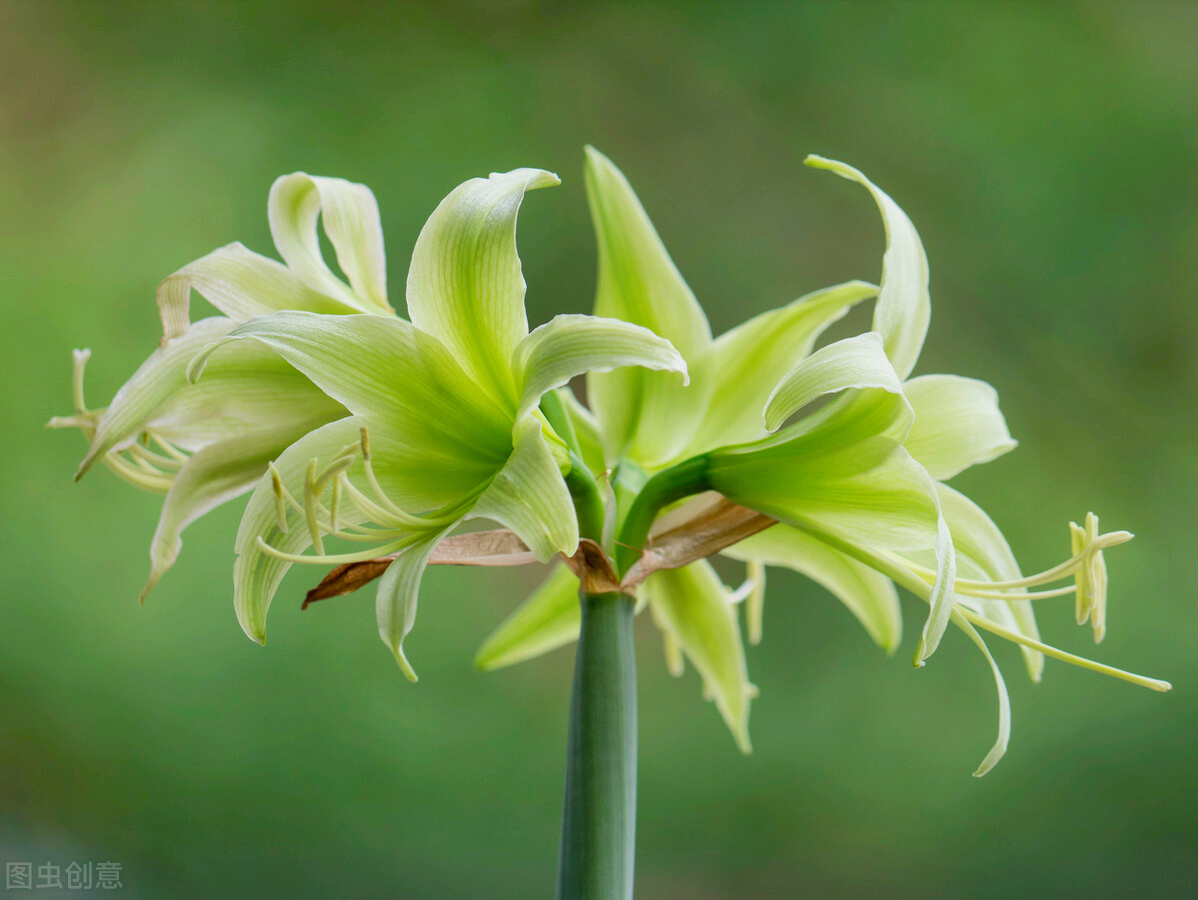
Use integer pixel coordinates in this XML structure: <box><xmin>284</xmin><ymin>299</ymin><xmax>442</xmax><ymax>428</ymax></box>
<box><xmin>50</xmin><ymin>173</ymin><xmax>397</xmax><ymax>599</ymax></box>
<box><xmin>193</xmin><ymin>168</ymin><xmax>687</xmax><ymax>680</ymax></box>
<box><xmin>474</xmin><ymin>148</ymin><xmax>1169</xmax><ymax>773</ymax></box>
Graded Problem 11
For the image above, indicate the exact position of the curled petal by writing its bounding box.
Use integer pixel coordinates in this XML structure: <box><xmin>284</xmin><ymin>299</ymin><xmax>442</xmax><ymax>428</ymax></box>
<box><xmin>376</xmin><ymin>527</ymin><xmax>456</xmax><ymax>682</ymax></box>
<box><xmin>468</xmin><ymin>416</ymin><xmax>579</xmax><ymax>562</ymax></box>
<box><xmin>269</xmin><ymin>172</ymin><xmax>391</xmax><ymax>312</ymax></box>
<box><xmin>951</xmin><ymin>611</ymin><xmax>1011</xmax><ymax>777</ymax></box>
<box><xmin>156</xmin><ymin>243</ymin><xmax>356</xmax><ymax>341</ymax></box>
<box><xmin>685</xmin><ymin>281</ymin><xmax>877</xmax><ymax>454</ymax></box>
<box><xmin>407</xmin><ymin>167</ymin><xmax>559</xmax><ymax>408</ymax></box>
<box><xmin>806</xmin><ymin>156</ymin><xmax>930</xmax><ymax>380</ymax></box>
<box><xmin>763</xmin><ymin>331</ymin><xmax>906</xmax><ymax>433</ymax></box>
<box><xmin>513</xmin><ymin>314</ymin><xmax>688</xmax><ymax>422</ymax></box>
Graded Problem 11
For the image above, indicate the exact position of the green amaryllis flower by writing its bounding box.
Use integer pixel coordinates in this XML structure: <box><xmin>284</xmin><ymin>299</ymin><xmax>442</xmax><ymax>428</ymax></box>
<box><xmin>49</xmin><ymin>173</ymin><xmax>397</xmax><ymax>598</ymax></box>
<box><xmin>191</xmin><ymin>168</ymin><xmax>687</xmax><ymax>679</ymax></box>
<box><xmin>474</xmin><ymin>148</ymin><xmax>1169</xmax><ymax>773</ymax></box>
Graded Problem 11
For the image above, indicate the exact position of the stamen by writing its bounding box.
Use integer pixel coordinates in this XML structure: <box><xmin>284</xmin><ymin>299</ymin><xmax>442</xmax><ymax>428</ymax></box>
<box><xmin>892</xmin><ymin>526</ymin><xmax>1132</xmax><ymax>595</ymax></box>
<box><xmin>963</xmin><ymin>585</ymin><xmax>1078</xmax><ymax>601</ymax></box>
<box><xmin>268</xmin><ymin>462</ymin><xmax>290</xmax><ymax>534</ymax></box>
<box><xmin>329</xmin><ymin>477</ymin><xmax>341</xmax><ymax>535</ymax></box>
<box><xmin>1072</xmin><ymin>512</ymin><xmax>1109</xmax><ymax>643</ymax></box>
<box><xmin>727</xmin><ymin>579</ymin><xmax>755</xmax><ymax>605</ymax></box>
<box><xmin>254</xmin><ymin>534</ymin><xmax>421</xmax><ymax>566</ymax></box>
<box><xmin>149</xmin><ymin>433</ymin><xmax>190</xmax><ymax>462</ymax></box>
<box><xmin>72</xmin><ymin>349</ymin><xmax>91</xmax><ymax>415</ymax></box>
<box><xmin>958</xmin><ymin>607</ymin><xmax>1171</xmax><ymax>693</ymax></box>
<box><xmin>269</xmin><ymin>464</ymin><xmax>412</xmax><ymax>543</ymax></box>
<box><xmin>359</xmin><ymin>426</ymin><xmax>460</xmax><ymax>528</ymax></box>
<box><xmin>746</xmin><ymin>559</ymin><xmax>766</xmax><ymax>646</ymax></box>
<box><xmin>304</xmin><ymin>459</ymin><xmax>325</xmax><ymax>556</ymax></box>
<box><xmin>126</xmin><ymin>440</ymin><xmax>186</xmax><ymax>470</ymax></box>
<box><xmin>102</xmin><ymin>454</ymin><xmax>173</xmax><ymax>493</ymax></box>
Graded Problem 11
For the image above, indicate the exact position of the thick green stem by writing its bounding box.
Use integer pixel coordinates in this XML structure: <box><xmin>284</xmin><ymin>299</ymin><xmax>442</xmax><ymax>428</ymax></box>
<box><xmin>557</xmin><ymin>591</ymin><xmax>637</xmax><ymax>900</ymax></box>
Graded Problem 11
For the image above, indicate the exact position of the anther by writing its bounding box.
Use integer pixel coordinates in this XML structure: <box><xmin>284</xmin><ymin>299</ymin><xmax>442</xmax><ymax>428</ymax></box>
<box><xmin>269</xmin><ymin>462</ymin><xmax>289</xmax><ymax>534</ymax></box>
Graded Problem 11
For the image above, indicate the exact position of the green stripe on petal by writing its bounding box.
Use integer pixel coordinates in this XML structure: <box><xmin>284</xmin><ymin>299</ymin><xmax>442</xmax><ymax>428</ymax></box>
<box><xmin>376</xmin><ymin>526</ymin><xmax>457</xmax><ymax>682</ymax></box>
<box><xmin>268</xmin><ymin>172</ymin><xmax>391</xmax><ymax>313</ymax></box>
<box><xmin>468</xmin><ymin>416</ymin><xmax>579</xmax><ymax>562</ymax></box>
<box><xmin>684</xmin><ymin>281</ymin><xmax>877</xmax><ymax>455</ymax></box>
<box><xmin>904</xmin><ymin>374</ymin><xmax>1018</xmax><ymax>481</ymax></box>
<box><xmin>407</xmin><ymin>168</ymin><xmax>559</xmax><ymax>410</ymax></box>
<box><xmin>644</xmin><ymin>560</ymin><xmax>753</xmax><ymax>753</ymax></box>
<box><xmin>806</xmin><ymin>156</ymin><xmax>930</xmax><ymax>381</ymax></box>
<box><xmin>584</xmin><ymin>147</ymin><xmax>712</xmax><ymax>466</ymax></box>
<box><xmin>725</xmin><ymin>525</ymin><xmax>902</xmax><ymax>654</ymax></box>
<box><xmin>195</xmin><ymin>311</ymin><xmax>513</xmax><ymax>469</ymax></box>
<box><xmin>148</xmin><ymin>346</ymin><xmax>345</xmax><ymax>451</ymax></box>
<box><xmin>156</xmin><ymin>243</ymin><xmax>358</xmax><ymax>341</ymax></box>
<box><xmin>475</xmin><ymin>563</ymin><xmax>582</xmax><ymax>671</ymax></box>
<box><xmin>513</xmin><ymin>314</ymin><xmax>688</xmax><ymax>422</ymax></box>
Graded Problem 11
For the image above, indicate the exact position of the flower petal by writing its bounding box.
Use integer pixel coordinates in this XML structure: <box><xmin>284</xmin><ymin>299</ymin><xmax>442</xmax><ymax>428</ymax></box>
<box><xmin>156</xmin><ymin>243</ymin><xmax>358</xmax><ymax>341</ymax></box>
<box><xmin>474</xmin><ymin>563</ymin><xmax>582</xmax><ymax>671</ymax></box>
<box><xmin>148</xmin><ymin>345</ymin><xmax>345</xmax><ymax>451</ymax></box>
<box><xmin>583</xmin><ymin>147</ymin><xmax>712</xmax><ymax>466</ymax></box>
<box><xmin>143</xmin><ymin>425</ymin><xmax>321</xmax><ymax>601</ymax></box>
<box><xmin>763</xmin><ymin>331</ymin><xmax>906</xmax><ymax>433</ymax></box>
<box><xmin>376</xmin><ymin>526</ymin><xmax>456</xmax><ymax>682</ymax></box>
<box><xmin>468</xmin><ymin>416</ymin><xmax>579</xmax><ymax>562</ymax></box>
<box><xmin>76</xmin><ymin>318</ymin><xmax>236</xmax><ymax>478</ymax></box>
<box><xmin>268</xmin><ymin>172</ymin><xmax>391</xmax><ymax>313</ymax></box>
<box><xmin>513</xmin><ymin>314</ymin><xmax>688</xmax><ymax>422</ymax></box>
<box><xmin>193</xmin><ymin>310</ymin><xmax>514</xmax><ymax>472</ymax></box>
<box><xmin>233</xmin><ymin>417</ymin><xmax>365</xmax><ymax>643</ymax></box>
<box><xmin>406</xmin><ymin>168</ymin><xmax>559</xmax><ymax>409</ymax></box>
<box><xmin>710</xmin><ymin>441</ymin><xmax>957</xmax><ymax>665</ymax></box>
<box><xmin>806</xmin><ymin>156</ymin><xmax>930</xmax><ymax>380</ymax></box>
<box><xmin>904</xmin><ymin>375</ymin><xmax>1017</xmax><ymax>481</ymax></box>
<box><xmin>643</xmin><ymin>560</ymin><xmax>753</xmax><ymax>753</ymax></box>
<box><xmin>951</xmin><ymin>611</ymin><xmax>1011</xmax><ymax>777</ymax></box>
<box><xmin>684</xmin><ymin>281</ymin><xmax>877</xmax><ymax>454</ymax></box>
<box><xmin>937</xmin><ymin>484</ymin><xmax>1043</xmax><ymax>681</ymax></box>
<box><xmin>725</xmin><ymin>525</ymin><xmax>902</xmax><ymax>653</ymax></box>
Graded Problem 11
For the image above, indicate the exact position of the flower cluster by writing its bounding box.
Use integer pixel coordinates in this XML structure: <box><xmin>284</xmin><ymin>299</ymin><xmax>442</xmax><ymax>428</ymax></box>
<box><xmin>54</xmin><ymin>149</ymin><xmax>1169</xmax><ymax>774</ymax></box>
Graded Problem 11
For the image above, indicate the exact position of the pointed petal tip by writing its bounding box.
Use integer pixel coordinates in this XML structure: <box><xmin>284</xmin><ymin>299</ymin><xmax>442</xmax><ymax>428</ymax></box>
<box><xmin>392</xmin><ymin>646</ymin><xmax>419</xmax><ymax>683</ymax></box>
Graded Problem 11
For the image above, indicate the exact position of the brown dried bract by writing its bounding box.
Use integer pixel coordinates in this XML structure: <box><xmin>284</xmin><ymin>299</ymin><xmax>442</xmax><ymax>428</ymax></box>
<box><xmin>302</xmin><ymin>498</ymin><xmax>775</xmax><ymax>607</ymax></box>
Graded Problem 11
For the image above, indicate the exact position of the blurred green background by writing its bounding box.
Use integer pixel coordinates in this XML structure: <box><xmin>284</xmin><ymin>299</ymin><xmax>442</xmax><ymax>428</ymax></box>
<box><xmin>3</xmin><ymin>0</ymin><xmax>1195</xmax><ymax>896</ymax></box>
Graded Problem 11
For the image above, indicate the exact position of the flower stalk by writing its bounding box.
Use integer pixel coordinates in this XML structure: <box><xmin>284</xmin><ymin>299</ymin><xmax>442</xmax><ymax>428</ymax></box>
<box><xmin>557</xmin><ymin>590</ymin><xmax>638</xmax><ymax>900</ymax></box>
